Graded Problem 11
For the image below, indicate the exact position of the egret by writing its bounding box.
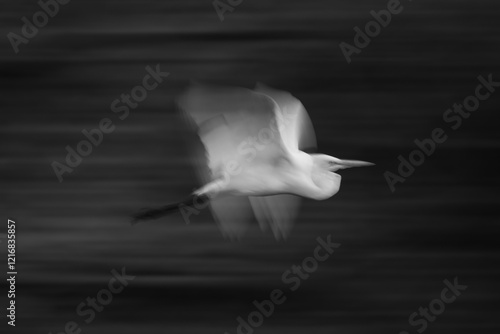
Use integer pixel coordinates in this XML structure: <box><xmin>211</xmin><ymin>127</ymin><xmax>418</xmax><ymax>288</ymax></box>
<box><xmin>132</xmin><ymin>83</ymin><xmax>374</xmax><ymax>239</ymax></box>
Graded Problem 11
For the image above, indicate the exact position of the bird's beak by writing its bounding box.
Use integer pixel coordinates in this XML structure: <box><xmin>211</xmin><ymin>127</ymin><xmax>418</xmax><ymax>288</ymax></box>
<box><xmin>330</xmin><ymin>158</ymin><xmax>375</xmax><ymax>172</ymax></box>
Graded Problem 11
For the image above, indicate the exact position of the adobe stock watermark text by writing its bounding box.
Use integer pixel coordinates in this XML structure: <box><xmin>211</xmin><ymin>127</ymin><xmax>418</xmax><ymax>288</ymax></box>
<box><xmin>48</xmin><ymin>267</ymin><xmax>135</xmax><ymax>334</ymax></box>
<box><xmin>399</xmin><ymin>277</ymin><xmax>467</xmax><ymax>334</ymax></box>
<box><xmin>224</xmin><ymin>235</ymin><xmax>340</xmax><ymax>334</ymax></box>
<box><xmin>6</xmin><ymin>219</ymin><xmax>17</xmax><ymax>327</ymax></box>
<box><xmin>7</xmin><ymin>0</ymin><xmax>71</xmax><ymax>54</ymax></box>
<box><xmin>51</xmin><ymin>64</ymin><xmax>169</xmax><ymax>182</ymax></box>
<box><xmin>385</xmin><ymin>73</ymin><xmax>499</xmax><ymax>192</ymax></box>
<box><xmin>213</xmin><ymin>0</ymin><xmax>244</xmax><ymax>22</ymax></box>
<box><xmin>340</xmin><ymin>0</ymin><xmax>410</xmax><ymax>64</ymax></box>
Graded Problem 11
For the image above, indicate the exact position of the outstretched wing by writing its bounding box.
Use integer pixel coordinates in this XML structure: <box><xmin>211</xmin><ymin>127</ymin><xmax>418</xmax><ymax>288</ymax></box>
<box><xmin>254</xmin><ymin>83</ymin><xmax>317</xmax><ymax>152</ymax></box>
<box><xmin>177</xmin><ymin>83</ymin><xmax>287</xmax><ymax>181</ymax></box>
<box><xmin>248</xmin><ymin>84</ymin><xmax>318</xmax><ymax>238</ymax></box>
<box><xmin>177</xmin><ymin>84</ymin><xmax>290</xmax><ymax>239</ymax></box>
<box><xmin>248</xmin><ymin>195</ymin><xmax>301</xmax><ymax>240</ymax></box>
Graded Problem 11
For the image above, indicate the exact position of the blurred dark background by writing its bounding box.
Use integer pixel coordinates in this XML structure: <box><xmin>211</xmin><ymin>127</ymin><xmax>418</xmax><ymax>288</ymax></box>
<box><xmin>1</xmin><ymin>0</ymin><xmax>499</xmax><ymax>333</ymax></box>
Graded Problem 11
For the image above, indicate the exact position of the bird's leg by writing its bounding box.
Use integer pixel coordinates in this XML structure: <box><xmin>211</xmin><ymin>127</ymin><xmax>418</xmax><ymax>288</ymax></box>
<box><xmin>193</xmin><ymin>178</ymin><xmax>229</xmax><ymax>200</ymax></box>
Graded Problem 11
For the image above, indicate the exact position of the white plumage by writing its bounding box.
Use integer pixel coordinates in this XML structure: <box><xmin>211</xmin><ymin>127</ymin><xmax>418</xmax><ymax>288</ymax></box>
<box><xmin>176</xmin><ymin>83</ymin><xmax>374</xmax><ymax>240</ymax></box>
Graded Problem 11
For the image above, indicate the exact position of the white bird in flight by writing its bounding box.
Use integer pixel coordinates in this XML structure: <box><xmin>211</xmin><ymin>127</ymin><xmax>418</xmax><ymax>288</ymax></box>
<box><xmin>132</xmin><ymin>83</ymin><xmax>373</xmax><ymax>239</ymax></box>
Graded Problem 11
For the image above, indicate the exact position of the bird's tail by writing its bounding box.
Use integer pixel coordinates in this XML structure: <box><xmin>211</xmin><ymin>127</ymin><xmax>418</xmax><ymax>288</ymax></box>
<box><xmin>131</xmin><ymin>194</ymin><xmax>209</xmax><ymax>225</ymax></box>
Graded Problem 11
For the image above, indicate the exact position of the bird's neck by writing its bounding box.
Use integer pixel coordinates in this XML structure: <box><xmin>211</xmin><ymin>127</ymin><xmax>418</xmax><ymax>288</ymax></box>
<box><xmin>309</xmin><ymin>170</ymin><xmax>341</xmax><ymax>200</ymax></box>
<box><xmin>285</xmin><ymin>152</ymin><xmax>341</xmax><ymax>200</ymax></box>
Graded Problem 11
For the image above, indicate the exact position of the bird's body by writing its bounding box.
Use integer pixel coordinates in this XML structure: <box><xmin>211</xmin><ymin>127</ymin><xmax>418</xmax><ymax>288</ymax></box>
<box><xmin>185</xmin><ymin>85</ymin><xmax>341</xmax><ymax>200</ymax></box>
<box><xmin>210</xmin><ymin>151</ymin><xmax>340</xmax><ymax>200</ymax></box>
<box><xmin>132</xmin><ymin>83</ymin><xmax>373</xmax><ymax>239</ymax></box>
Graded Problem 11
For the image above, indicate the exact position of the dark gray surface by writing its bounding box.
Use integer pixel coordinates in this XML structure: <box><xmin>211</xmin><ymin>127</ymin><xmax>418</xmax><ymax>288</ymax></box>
<box><xmin>1</xmin><ymin>0</ymin><xmax>499</xmax><ymax>333</ymax></box>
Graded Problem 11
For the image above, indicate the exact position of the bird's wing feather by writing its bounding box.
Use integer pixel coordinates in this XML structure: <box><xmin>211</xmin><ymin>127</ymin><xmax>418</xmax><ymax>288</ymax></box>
<box><xmin>247</xmin><ymin>84</ymin><xmax>315</xmax><ymax>238</ymax></box>
<box><xmin>178</xmin><ymin>84</ymin><xmax>288</xmax><ymax>180</ymax></box>
<box><xmin>210</xmin><ymin>196</ymin><xmax>254</xmax><ymax>240</ymax></box>
<box><xmin>248</xmin><ymin>195</ymin><xmax>301</xmax><ymax>240</ymax></box>
<box><xmin>177</xmin><ymin>84</ymin><xmax>294</xmax><ymax>239</ymax></box>
<box><xmin>254</xmin><ymin>83</ymin><xmax>317</xmax><ymax>152</ymax></box>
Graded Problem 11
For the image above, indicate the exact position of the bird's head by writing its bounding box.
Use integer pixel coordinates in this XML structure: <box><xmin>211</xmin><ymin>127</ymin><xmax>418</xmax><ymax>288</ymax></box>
<box><xmin>306</xmin><ymin>154</ymin><xmax>373</xmax><ymax>200</ymax></box>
